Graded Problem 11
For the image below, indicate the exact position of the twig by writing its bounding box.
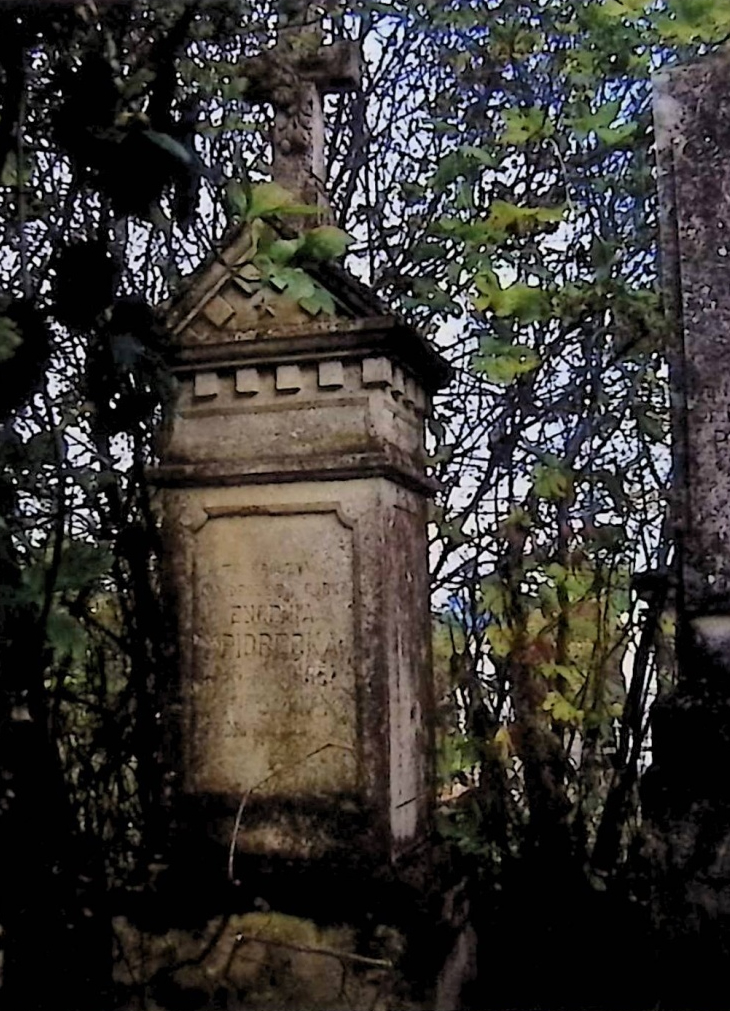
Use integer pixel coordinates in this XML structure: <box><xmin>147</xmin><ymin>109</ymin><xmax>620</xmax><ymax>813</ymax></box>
<box><xmin>233</xmin><ymin>932</ymin><xmax>393</xmax><ymax>971</ymax></box>
<box><xmin>227</xmin><ymin>741</ymin><xmax>354</xmax><ymax>881</ymax></box>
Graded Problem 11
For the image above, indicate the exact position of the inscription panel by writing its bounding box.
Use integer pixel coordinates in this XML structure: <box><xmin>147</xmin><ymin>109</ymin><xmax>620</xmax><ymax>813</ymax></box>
<box><xmin>190</xmin><ymin>510</ymin><xmax>357</xmax><ymax>797</ymax></box>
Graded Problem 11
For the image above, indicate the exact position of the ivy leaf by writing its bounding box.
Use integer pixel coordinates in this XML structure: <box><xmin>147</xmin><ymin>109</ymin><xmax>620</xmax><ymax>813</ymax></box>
<box><xmin>226</xmin><ymin>180</ymin><xmax>249</xmax><ymax>218</ymax></box>
<box><xmin>299</xmin><ymin>286</ymin><xmax>336</xmax><ymax>316</ymax></box>
<box><xmin>596</xmin><ymin>121</ymin><xmax>638</xmax><ymax>146</ymax></box>
<box><xmin>265</xmin><ymin>266</ymin><xmax>316</xmax><ymax>301</ymax></box>
<box><xmin>264</xmin><ymin>237</ymin><xmax>304</xmax><ymax>265</ymax></box>
<box><xmin>0</xmin><ymin>316</ymin><xmax>22</xmax><ymax>363</ymax></box>
<box><xmin>571</xmin><ymin>101</ymin><xmax>636</xmax><ymax>147</ymax></box>
<box><xmin>458</xmin><ymin>144</ymin><xmax>496</xmax><ymax>166</ymax></box>
<box><xmin>246</xmin><ymin>182</ymin><xmax>318</xmax><ymax>221</ymax></box>
<box><xmin>299</xmin><ymin>225</ymin><xmax>354</xmax><ymax>260</ymax></box>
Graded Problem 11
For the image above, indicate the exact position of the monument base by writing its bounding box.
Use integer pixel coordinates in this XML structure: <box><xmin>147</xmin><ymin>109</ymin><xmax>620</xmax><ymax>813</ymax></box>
<box><xmin>108</xmin><ymin>849</ymin><xmax>475</xmax><ymax>1011</ymax></box>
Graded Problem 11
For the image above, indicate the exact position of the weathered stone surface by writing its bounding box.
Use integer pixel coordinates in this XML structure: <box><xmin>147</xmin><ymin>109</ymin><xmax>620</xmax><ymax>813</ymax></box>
<box><xmin>655</xmin><ymin>45</ymin><xmax>730</xmax><ymax>613</ymax></box>
<box><xmin>112</xmin><ymin>904</ymin><xmax>476</xmax><ymax>1011</ymax></box>
<box><xmin>647</xmin><ymin>48</ymin><xmax>730</xmax><ymax>1008</ymax></box>
<box><xmin>113</xmin><ymin>911</ymin><xmax>401</xmax><ymax>1011</ymax></box>
<box><xmin>161</xmin><ymin>477</ymin><xmax>434</xmax><ymax>861</ymax></box>
<box><xmin>154</xmin><ymin>221</ymin><xmax>452</xmax><ymax>863</ymax></box>
<box><xmin>241</xmin><ymin>1</ymin><xmax>361</xmax><ymax>211</ymax></box>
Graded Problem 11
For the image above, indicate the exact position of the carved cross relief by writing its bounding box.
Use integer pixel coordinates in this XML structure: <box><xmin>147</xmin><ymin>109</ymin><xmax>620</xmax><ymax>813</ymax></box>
<box><xmin>244</xmin><ymin>0</ymin><xmax>361</xmax><ymax>211</ymax></box>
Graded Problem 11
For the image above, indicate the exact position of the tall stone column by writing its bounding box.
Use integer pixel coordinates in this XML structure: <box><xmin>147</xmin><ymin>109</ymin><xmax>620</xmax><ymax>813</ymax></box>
<box><xmin>647</xmin><ymin>45</ymin><xmax>730</xmax><ymax>1008</ymax></box>
<box><xmin>155</xmin><ymin>234</ymin><xmax>451</xmax><ymax>866</ymax></box>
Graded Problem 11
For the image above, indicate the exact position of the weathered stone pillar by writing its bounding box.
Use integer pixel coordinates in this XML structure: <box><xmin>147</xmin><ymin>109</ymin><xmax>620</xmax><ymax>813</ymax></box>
<box><xmin>109</xmin><ymin>228</ymin><xmax>474</xmax><ymax>1009</ymax></box>
<box><xmin>155</xmin><ymin>230</ymin><xmax>450</xmax><ymax>864</ymax></box>
<box><xmin>647</xmin><ymin>46</ymin><xmax>730</xmax><ymax>1007</ymax></box>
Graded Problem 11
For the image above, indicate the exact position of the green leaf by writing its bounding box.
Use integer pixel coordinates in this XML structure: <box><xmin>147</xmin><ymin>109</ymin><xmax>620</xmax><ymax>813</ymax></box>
<box><xmin>486</xmin><ymin>625</ymin><xmax>513</xmax><ymax>658</ymax></box>
<box><xmin>299</xmin><ymin>225</ymin><xmax>354</xmax><ymax>260</ymax></box>
<box><xmin>533</xmin><ymin>462</ymin><xmax>575</xmax><ymax>501</ymax></box>
<box><xmin>498</xmin><ymin>106</ymin><xmax>554</xmax><ymax>146</ymax></box>
<box><xmin>603</xmin><ymin>0</ymin><xmax>649</xmax><ymax>19</ymax></box>
<box><xmin>542</xmin><ymin>690</ymin><xmax>583</xmax><ymax>725</ymax></box>
<box><xmin>226</xmin><ymin>180</ymin><xmax>249</xmax><ymax>218</ymax></box>
<box><xmin>472</xmin><ymin>337</ymin><xmax>541</xmax><ymax>385</ymax></box>
<box><xmin>473</xmin><ymin>271</ymin><xmax>552</xmax><ymax>322</ymax></box>
<box><xmin>265</xmin><ymin>266</ymin><xmax>316</xmax><ymax>301</ymax></box>
<box><xmin>144</xmin><ymin>129</ymin><xmax>194</xmax><ymax>167</ymax></box>
<box><xmin>595</xmin><ymin>121</ymin><xmax>638</xmax><ymax>146</ymax></box>
<box><xmin>246</xmin><ymin>182</ymin><xmax>318</xmax><ymax>221</ymax></box>
<box><xmin>486</xmin><ymin>200</ymin><xmax>565</xmax><ymax>237</ymax></box>
<box><xmin>0</xmin><ymin>316</ymin><xmax>22</xmax><ymax>363</ymax></box>
<box><xmin>298</xmin><ymin>285</ymin><xmax>336</xmax><ymax>316</ymax></box>
<box><xmin>570</xmin><ymin>101</ymin><xmax>636</xmax><ymax>147</ymax></box>
<box><xmin>458</xmin><ymin>144</ymin><xmax>496</xmax><ymax>166</ymax></box>
<box><xmin>657</xmin><ymin>0</ymin><xmax>730</xmax><ymax>42</ymax></box>
<box><xmin>264</xmin><ymin>237</ymin><xmax>304</xmax><ymax>265</ymax></box>
<box><xmin>480</xmin><ymin>575</ymin><xmax>509</xmax><ymax>617</ymax></box>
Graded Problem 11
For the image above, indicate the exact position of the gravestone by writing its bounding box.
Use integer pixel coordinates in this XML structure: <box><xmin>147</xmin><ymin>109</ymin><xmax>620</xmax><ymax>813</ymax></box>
<box><xmin>109</xmin><ymin>5</ymin><xmax>476</xmax><ymax>1009</ymax></box>
<box><xmin>649</xmin><ymin>44</ymin><xmax>730</xmax><ymax>1006</ymax></box>
<box><xmin>151</xmin><ymin>0</ymin><xmax>451</xmax><ymax>865</ymax></box>
<box><xmin>157</xmin><ymin>243</ymin><xmax>451</xmax><ymax>863</ymax></box>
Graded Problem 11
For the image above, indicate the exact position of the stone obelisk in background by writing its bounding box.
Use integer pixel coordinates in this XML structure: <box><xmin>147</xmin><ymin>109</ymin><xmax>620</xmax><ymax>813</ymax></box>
<box><xmin>112</xmin><ymin>5</ymin><xmax>474</xmax><ymax>1009</ymax></box>
<box><xmin>650</xmin><ymin>45</ymin><xmax>730</xmax><ymax>1007</ymax></box>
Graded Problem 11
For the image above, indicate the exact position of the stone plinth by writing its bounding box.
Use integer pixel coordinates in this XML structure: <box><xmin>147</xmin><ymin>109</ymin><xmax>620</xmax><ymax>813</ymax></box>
<box><xmin>153</xmin><ymin>224</ymin><xmax>452</xmax><ymax>865</ymax></box>
<box><xmin>111</xmin><ymin>886</ymin><xmax>476</xmax><ymax>1011</ymax></box>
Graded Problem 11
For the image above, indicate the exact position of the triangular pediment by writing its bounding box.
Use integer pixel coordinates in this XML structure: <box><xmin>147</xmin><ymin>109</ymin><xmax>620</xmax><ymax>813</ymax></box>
<box><xmin>165</xmin><ymin>221</ymin><xmax>390</xmax><ymax>349</ymax></box>
<box><xmin>163</xmin><ymin>220</ymin><xmax>453</xmax><ymax>393</ymax></box>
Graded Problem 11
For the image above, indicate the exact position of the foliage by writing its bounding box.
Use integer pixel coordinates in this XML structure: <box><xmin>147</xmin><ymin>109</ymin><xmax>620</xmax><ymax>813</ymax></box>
<box><xmin>0</xmin><ymin>0</ymin><xmax>726</xmax><ymax>1006</ymax></box>
<box><xmin>332</xmin><ymin>6</ymin><xmax>719</xmax><ymax>987</ymax></box>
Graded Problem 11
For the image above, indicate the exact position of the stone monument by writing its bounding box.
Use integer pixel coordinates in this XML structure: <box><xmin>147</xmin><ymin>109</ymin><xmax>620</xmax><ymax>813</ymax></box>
<box><xmin>110</xmin><ymin>5</ymin><xmax>474</xmax><ymax>1009</ymax></box>
<box><xmin>648</xmin><ymin>44</ymin><xmax>730</xmax><ymax>1007</ymax></box>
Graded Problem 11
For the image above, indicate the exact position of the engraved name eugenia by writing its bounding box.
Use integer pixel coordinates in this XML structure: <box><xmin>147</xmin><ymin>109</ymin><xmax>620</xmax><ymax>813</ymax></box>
<box><xmin>216</xmin><ymin>578</ymin><xmax>352</xmax><ymax>664</ymax></box>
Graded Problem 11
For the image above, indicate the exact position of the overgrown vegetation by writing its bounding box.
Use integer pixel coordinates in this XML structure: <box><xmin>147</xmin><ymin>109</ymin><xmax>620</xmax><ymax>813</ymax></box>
<box><xmin>0</xmin><ymin>0</ymin><xmax>728</xmax><ymax>1007</ymax></box>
